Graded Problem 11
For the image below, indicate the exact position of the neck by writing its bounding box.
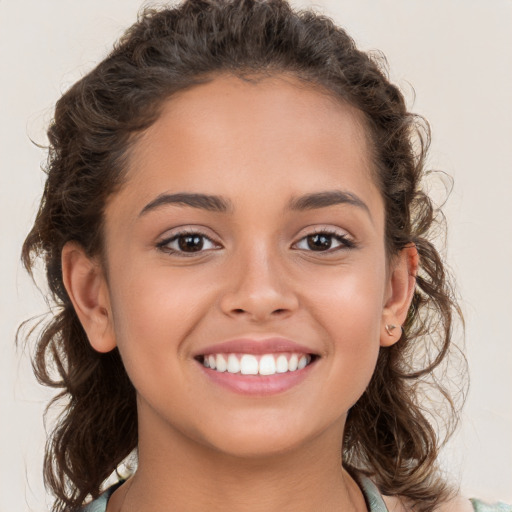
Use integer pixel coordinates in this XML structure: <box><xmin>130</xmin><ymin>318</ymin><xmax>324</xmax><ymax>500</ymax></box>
<box><xmin>112</xmin><ymin>409</ymin><xmax>366</xmax><ymax>512</ymax></box>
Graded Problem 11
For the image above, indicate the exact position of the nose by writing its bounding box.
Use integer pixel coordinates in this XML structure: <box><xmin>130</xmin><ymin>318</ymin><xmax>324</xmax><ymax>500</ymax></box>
<box><xmin>219</xmin><ymin>244</ymin><xmax>299</xmax><ymax>322</ymax></box>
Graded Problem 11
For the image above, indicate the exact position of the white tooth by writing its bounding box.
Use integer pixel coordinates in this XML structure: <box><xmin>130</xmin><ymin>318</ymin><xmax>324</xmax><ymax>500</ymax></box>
<box><xmin>216</xmin><ymin>354</ymin><xmax>227</xmax><ymax>372</ymax></box>
<box><xmin>208</xmin><ymin>355</ymin><xmax>216</xmax><ymax>370</ymax></box>
<box><xmin>297</xmin><ymin>355</ymin><xmax>308</xmax><ymax>370</ymax></box>
<box><xmin>203</xmin><ymin>357</ymin><xmax>210</xmax><ymax>368</ymax></box>
<box><xmin>259</xmin><ymin>354</ymin><xmax>277</xmax><ymax>375</ymax></box>
<box><xmin>240</xmin><ymin>354</ymin><xmax>258</xmax><ymax>375</ymax></box>
<box><xmin>288</xmin><ymin>354</ymin><xmax>299</xmax><ymax>371</ymax></box>
<box><xmin>227</xmin><ymin>354</ymin><xmax>241</xmax><ymax>373</ymax></box>
<box><xmin>276</xmin><ymin>354</ymin><xmax>288</xmax><ymax>373</ymax></box>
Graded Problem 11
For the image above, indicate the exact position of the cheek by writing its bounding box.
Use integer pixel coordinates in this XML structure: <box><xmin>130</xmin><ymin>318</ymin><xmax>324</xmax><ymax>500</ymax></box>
<box><xmin>106</xmin><ymin>265</ymin><xmax>204</xmax><ymax>377</ymax></box>
<box><xmin>303</xmin><ymin>260</ymin><xmax>386</xmax><ymax>396</ymax></box>
<box><xmin>110</xmin><ymin>260</ymin><xmax>208</xmax><ymax>331</ymax></box>
<box><xmin>304</xmin><ymin>256</ymin><xmax>387</xmax><ymax>334</ymax></box>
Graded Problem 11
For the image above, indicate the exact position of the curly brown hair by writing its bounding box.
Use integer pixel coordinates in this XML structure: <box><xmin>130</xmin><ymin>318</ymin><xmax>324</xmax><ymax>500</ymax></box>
<box><xmin>21</xmin><ymin>0</ymin><xmax>465</xmax><ymax>510</ymax></box>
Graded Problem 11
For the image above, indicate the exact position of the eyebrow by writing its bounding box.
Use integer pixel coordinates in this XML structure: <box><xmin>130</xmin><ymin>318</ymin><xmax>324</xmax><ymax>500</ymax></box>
<box><xmin>288</xmin><ymin>190</ymin><xmax>372</xmax><ymax>218</ymax></box>
<box><xmin>139</xmin><ymin>192</ymin><xmax>232</xmax><ymax>216</ymax></box>
<box><xmin>139</xmin><ymin>189</ymin><xmax>371</xmax><ymax>219</ymax></box>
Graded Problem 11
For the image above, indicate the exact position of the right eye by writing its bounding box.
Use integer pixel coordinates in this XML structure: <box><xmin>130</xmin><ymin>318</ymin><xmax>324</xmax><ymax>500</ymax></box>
<box><xmin>157</xmin><ymin>231</ymin><xmax>220</xmax><ymax>256</ymax></box>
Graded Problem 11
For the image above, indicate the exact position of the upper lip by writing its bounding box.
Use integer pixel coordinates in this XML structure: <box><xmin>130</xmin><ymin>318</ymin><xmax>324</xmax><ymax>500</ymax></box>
<box><xmin>194</xmin><ymin>337</ymin><xmax>318</xmax><ymax>357</ymax></box>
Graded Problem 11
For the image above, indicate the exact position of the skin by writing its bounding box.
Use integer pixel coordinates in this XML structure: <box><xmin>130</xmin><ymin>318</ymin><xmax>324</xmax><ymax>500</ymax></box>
<box><xmin>62</xmin><ymin>74</ymin><xmax>426</xmax><ymax>511</ymax></box>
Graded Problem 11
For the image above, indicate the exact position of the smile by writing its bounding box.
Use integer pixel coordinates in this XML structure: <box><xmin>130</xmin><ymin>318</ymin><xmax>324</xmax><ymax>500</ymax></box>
<box><xmin>200</xmin><ymin>352</ymin><xmax>313</xmax><ymax>376</ymax></box>
<box><xmin>194</xmin><ymin>337</ymin><xmax>319</xmax><ymax>395</ymax></box>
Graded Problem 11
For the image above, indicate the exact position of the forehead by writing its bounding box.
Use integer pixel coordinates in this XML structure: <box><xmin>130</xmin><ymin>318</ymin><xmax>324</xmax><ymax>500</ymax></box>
<box><xmin>132</xmin><ymin>74</ymin><xmax>371</xmax><ymax>165</ymax></box>
<box><xmin>111</xmin><ymin>74</ymin><xmax>381</xmax><ymax>222</ymax></box>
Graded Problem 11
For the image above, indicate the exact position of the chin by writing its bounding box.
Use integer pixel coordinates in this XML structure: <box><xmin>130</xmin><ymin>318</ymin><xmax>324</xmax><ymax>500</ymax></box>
<box><xmin>206</xmin><ymin>431</ymin><xmax>310</xmax><ymax>460</ymax></box>
<box><xmin>195</xmin><ymin>412</ymin><xmax>339</xmax><ymax>461</ymax></box>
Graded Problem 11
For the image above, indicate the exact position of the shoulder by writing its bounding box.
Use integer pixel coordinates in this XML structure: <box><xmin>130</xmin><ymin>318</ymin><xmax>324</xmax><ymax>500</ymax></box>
<box><xmin>436</xmin><ymin>496</ymin><xmax>480</xmax><ymax>512</ymax></box>
<box><xmin>383</xmin><ymin>495</ymin><xmax>512</xmax><ymax>512</ymax></box>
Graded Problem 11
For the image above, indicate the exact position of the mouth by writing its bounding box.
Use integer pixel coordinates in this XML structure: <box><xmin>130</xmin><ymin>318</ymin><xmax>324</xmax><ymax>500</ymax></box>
<box><xmin>195</xmin><ymin>352</ymin><xmax>318</xmax><ymax>376</ymax></box>
<box><xmin>193</xmin><ymin>337</ymin><xmax>320</xmax><ymax>395</ymax></box>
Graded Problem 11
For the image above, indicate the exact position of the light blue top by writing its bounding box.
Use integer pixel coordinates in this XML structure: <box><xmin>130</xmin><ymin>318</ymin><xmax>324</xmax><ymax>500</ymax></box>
<box><xmin>82</xmin><ymin>481</ymin><xmax>122</xmax><ymax>512</ymax></box>
<box><xmin>82</xmin><ymin>476</ymin><xmax>511</xmax><ymax>512</ymax></box>
<box><xmin>470</xmin><ymin>500</ymin><xmax>512</xmax><ymax>512</ymax></box>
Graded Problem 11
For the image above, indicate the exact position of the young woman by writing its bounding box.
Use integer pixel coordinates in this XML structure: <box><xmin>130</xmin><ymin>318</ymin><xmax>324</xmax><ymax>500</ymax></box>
<box><xmin>20</xmin><ymin>1</ymin><xmax>509</xmax><ymax>511</ymax></box>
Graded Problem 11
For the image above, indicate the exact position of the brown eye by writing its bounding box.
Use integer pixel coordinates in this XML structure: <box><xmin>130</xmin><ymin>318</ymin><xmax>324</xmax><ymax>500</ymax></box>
<box><xmin>158</xmin><ymin>231</ymin><xmax>220</xmax><ymax>255</ymax></box>
<box><xmin>178</xmin><ymin>234</ymin><xmax>204</xmax><ymax>252</ymax></box>
<box><xmin>294</xmin><ymin>230</ymin><xmax>355</xmax><ymax>252</ymax></box>
<box><xmin>306</xmin><ymin>234</ymin><xmax>333</xmax><ymax>251</ymax></box>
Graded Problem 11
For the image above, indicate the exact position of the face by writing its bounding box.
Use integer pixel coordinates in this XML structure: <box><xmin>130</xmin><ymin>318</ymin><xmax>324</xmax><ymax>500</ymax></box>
<box><xmin>90</xmin><ymin>75</ymin><xmax>401</xmax><ymax>458</ymax></box>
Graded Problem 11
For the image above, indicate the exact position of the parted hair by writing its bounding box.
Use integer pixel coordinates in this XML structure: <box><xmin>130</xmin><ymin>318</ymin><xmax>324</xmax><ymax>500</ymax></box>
<box><xmin>21</xmin><ymin>1</ymin><xmax>464</xmax><ymax>510</ymax></box>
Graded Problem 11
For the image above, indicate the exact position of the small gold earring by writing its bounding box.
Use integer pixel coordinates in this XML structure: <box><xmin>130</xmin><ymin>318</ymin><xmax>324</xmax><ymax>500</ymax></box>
<box><xmin>385</xmin><ymin>324</ymin><xmax>397</xmax><ymax>336</ymax></box>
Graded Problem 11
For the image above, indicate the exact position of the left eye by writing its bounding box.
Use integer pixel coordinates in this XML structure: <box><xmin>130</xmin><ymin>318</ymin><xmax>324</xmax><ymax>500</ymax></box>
<box><xmin>294</xmin><ymin>231</ymin><xmax>354</xmax><ymax>252</ymax></box>
<box><xmin>158</xmin><ymin>232</ymin><xmax>219</xmax><ymax>254</ymax></box>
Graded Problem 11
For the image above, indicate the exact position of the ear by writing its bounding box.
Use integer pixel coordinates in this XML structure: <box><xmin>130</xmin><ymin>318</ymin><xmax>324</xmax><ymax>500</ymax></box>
<box><xmin>61</xmin><ymin>241</ymin><xmax>117</xmax><ymax>353</ymax></box>
<box><xmin>380</xmin><ymin>244</ymin><xmax>419</xmax><ymax>347</ymax></box>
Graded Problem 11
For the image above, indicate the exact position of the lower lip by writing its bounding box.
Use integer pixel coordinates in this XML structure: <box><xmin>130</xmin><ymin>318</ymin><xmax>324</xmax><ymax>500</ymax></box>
<box><xmin>197</xmin><ymin>359</ymin><xmax>317</xmax><ymax>396</ymax></box>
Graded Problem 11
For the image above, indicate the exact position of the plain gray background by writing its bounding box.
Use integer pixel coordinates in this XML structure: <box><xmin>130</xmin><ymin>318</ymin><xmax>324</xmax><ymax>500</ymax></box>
<box><xmin>1</xmin><ymin>1</ymin><xmax>511</xmax><ymax>510</ymax></box>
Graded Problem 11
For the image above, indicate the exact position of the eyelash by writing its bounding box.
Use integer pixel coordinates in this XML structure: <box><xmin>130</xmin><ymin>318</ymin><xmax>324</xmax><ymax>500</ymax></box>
<box><xmin>294</xmin><ymin>228</ymin><xmax>356</xmax><ymax>252</ymax></box>
<box><xmin>156</xmin><ymin>229</ymin><xmax>220</xmax><ymax>257</ymax></box>
<box><xmin>156</xmin><ymin>228</ymin><xmax>356</xmax><ymax>257</ymax></box>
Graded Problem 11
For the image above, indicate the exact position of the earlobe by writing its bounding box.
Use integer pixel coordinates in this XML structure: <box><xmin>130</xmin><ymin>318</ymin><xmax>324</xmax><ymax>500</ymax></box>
<box><xmin>61</xmin><ymin>242</ymin><xmax>117</xmax><ymax>353</ymax></box>
<box><xmin>380</xmin><ymin>244</ymin><xmax>419</xmax><ymax>347</ymax></box>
